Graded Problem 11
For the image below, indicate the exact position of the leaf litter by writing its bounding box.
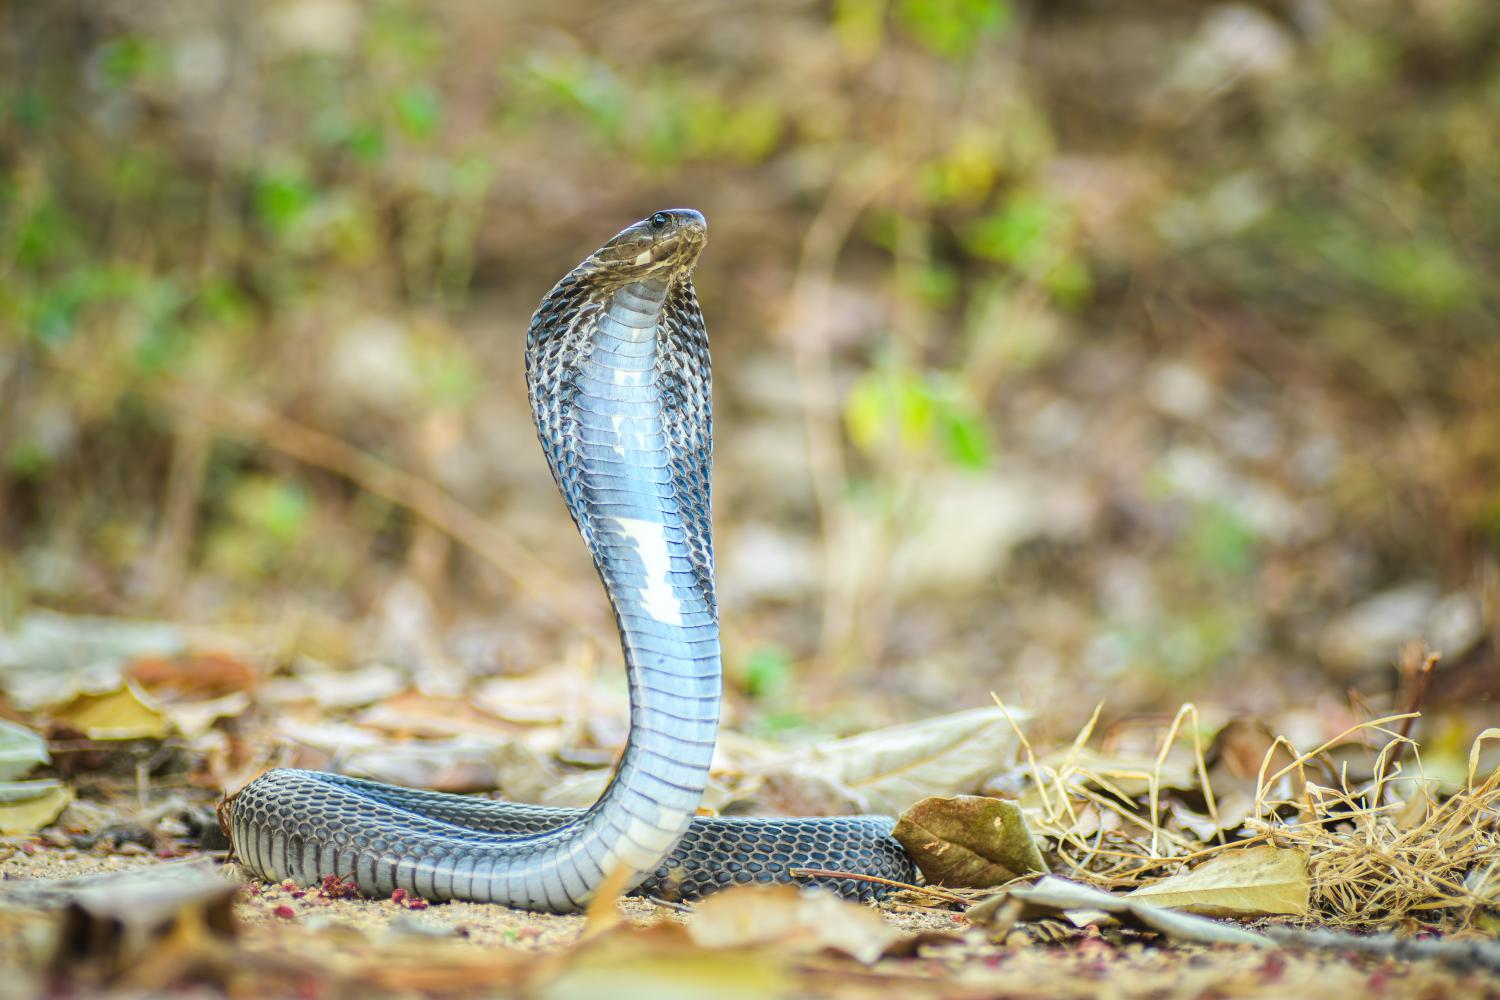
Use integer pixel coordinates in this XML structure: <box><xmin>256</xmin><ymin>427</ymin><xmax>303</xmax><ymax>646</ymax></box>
<box><xmin>0</xmin><ymin>610</ymin><xmax>1496</xmax><ymax>998</ymax></box>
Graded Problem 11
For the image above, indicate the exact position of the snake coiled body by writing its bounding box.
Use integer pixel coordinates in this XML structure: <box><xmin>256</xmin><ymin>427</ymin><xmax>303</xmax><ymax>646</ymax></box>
<box><xmin>230</xmin><ymin>209</ymin><xmax>916</xmax><ymax>912</ymax></box>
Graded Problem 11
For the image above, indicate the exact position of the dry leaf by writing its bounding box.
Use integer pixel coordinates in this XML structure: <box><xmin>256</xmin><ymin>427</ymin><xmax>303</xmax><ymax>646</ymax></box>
<box><xmin>0</xmin><ymin>611</ymin><xmax>185</xmax><ymax>710</ymax></box>
<box><xmin>1003</xmin><ymin>876</ymin><xmax>1274</xmax><ymax>948</ymax></box>
<box><xmin>51</xmin><ymin>858</ymin><xmax>238</xmax><ymax>990</ymax></box>
<box><xmin>355</xmin><ymin>690</ymin><xmax>521</xmax><ymax>740</ymax></box>
<box><xmin>52</xmin><ymin>682</ymin><xmax>169</xmax><ymax>740</ymax></box>
<box><xmin>689</xmin><ymin>884</ymin><xmax>903</xmax><ymax>964</ymax></box>
<box><xmin>894</xmin><ymin>795</ymin><xmax>1047</xmax><ymax>888</ymax></box>
<box><xmin>162</xmin><ymin>692</ymin><xmax>251</xmax><ymax>740</ymax></box>
<box><xmin>1127</xmin><ymin>845</ymin><xmax>1310</xmax><ymax>917</ymax></box>
<box><xmin>0</xmin><ymin>780</ymin><xmax>74</xmax><ymax>835</ymax></box>
<box><xmin>276</xmin><ymin>662</ymin><xmax>405</xmax><ymax>710</ymax></box>
<box><xmin>0</xmin><ymin>718</ymin><xmax>49</xmax><ymax>780</ymax></box>
<box><xmin>127</xmin><ymin>652</ymin><xmax>258</xmax><ymax>697</ymax></box>
<box><xmin>543</xmin><ymin>923</ymin><xmax>788</xmax><ymax>1000</ymax></box>
<box><xmin>769</xmin><ymin>706</ymin><xmax>1029</xmax><ymax>815</ymax></box>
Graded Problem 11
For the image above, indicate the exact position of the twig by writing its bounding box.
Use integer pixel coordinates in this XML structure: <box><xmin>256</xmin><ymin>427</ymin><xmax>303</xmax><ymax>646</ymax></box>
<box><xmin>788</xmin><ymin>867</ymin><xmax>967</xmax><ymax>905</ymax></box>
<box><xmin>163</xmin><ymin>382</ymin><xmax>592</xmax><ymax>628</ymax></box>
<box><xmin>780</xmin><ymin>160</ymin><xmax>897</xmax><ymax>681</ymax></box>
<box><xmin>27</xmin><ymin>351</ymin><xmax>594</xmax><ymax>629</ymax></box>
<box><xmin>1388</xmin><ymin>650</ymin><xmax>1439</xmax><ymax>770</ymax></box>
<box><xmin>640</xmin><ymin>895</ymin><xmax>693</xmax><ymax>914</ymax></box>
<box><xmin>1264</xmin><ymin>926</ymin><xmax>1500</xmax><ymax>975</ymax></box>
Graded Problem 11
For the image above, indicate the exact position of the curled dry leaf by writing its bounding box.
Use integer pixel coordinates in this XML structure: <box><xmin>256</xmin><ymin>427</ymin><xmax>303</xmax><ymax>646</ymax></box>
<box><xmin>769</xmin><ymin>706</ymin><xmax>1029</xmax><ymax>816</ymax></box>
<box><xmin>1126</xmin><ymin>845</ymin><xmax>1311</xmax><ymax>918</ymax></box>
<box><xmin>688</xmin><ymin>884</ymin><xmax>903</xmax><ymax>964</ymax></box>
<box><xmin>894</xmin><ymin>795</ymin><xmax>1047</xmax><ymax>888</ymax></box>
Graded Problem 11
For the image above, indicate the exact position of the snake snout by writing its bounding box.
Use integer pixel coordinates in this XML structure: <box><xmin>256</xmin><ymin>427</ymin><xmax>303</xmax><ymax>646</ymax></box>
<box><xmin>656</xmin><ymin>207</ymin><xmax>706</xmax><ymax>235</ymax></box>
<box><xmin>647</xmin><ymin>208</ymin><xmax>707</xmax><ymax>264</ymax></box>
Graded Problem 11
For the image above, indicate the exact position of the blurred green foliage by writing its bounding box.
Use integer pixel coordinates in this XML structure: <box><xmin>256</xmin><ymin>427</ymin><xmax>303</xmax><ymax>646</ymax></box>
<box><xmin>0</xmin><ymin>0</ymin><xmax>1495</xmax><ymax>709</ymax></box>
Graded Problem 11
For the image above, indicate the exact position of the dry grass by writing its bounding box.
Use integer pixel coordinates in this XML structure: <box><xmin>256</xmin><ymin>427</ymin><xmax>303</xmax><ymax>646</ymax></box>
<box><xmin>994</xmin><ymin>695</ymin><xmax>1500</xmax><ymax>930</ymax></box>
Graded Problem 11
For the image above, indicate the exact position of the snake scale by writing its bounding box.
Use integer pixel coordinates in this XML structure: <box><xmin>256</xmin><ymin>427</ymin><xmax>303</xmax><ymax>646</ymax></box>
<box><xmin>229</xmin><ymin>209</ymin><xmax>916</xmax><ymax>913</ymax></box>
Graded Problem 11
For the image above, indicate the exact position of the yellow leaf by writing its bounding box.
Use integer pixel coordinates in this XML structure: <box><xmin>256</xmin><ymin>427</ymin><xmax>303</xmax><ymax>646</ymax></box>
<box><xmin>53</xmin><ymin>682</ymin><xmax>169</xmax><ymax>740</ymax></box>
<box><xmin>0</xmin><ymin>780</ymin><xmax>73</xmax><ymax>835</ymax></box>
<box><xmin>1126</xmin><ymin>845</ymin><xmax>1310</xmax><ymax>918</ymax></box>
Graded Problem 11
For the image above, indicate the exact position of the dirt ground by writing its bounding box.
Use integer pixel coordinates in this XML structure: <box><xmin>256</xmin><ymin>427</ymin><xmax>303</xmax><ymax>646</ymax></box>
<box><xmin>2</xmin><ymin>847</ymin><xmax>1496</xmax><ymax>1000</ymax></box>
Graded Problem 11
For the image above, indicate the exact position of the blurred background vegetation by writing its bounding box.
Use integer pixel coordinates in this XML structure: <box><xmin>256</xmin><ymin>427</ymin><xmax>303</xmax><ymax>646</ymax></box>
<box><xmin>1</xmin><ymin>0</ymin><xmax>1496</xmax><ymax>739</ymax></box>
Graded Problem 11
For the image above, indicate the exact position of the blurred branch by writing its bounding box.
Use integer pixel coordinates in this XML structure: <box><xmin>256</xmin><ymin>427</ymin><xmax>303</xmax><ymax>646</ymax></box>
<box><xmin>161</xmin><ymin>382</ymin><xmax>593</xmax><ymax>629</ymax></box>
<box><xmin>780</xmin><ymin>157</ymin><xmax>899</xmax><ymax>680</ymax></box>
<box><xmin>142</xmin><ymin>420</ymin><xmax>210</xmax><ymax>610</ymax></box>
<box><xmin>21</xmin><ymin>352</ymin><xmax>593</xmax><ymax>631</ymax></box>
<box><xmin>1264</xmin><ymin>926</ymin><xmax>1500</xmax><ymax>975</ymax></box>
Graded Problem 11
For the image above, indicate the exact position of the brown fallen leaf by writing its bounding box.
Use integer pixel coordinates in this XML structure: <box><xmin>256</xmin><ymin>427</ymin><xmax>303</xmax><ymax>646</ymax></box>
<box><xmin>1126</xmin><ymin>845</ymin><xmax>1310</xmax><ymax>918</ymax></box>
<box><xmin>0</xmin><ymin>779</ymin><xmax>73</xmax><ymax>835</ymax></box>
<box><xmin>51</xmin><ymin>682</ymin><xmax>169</xmax><ymax>740</ymax></box>
<box><xmin>894</xmin><ymin>795</ymin><xmax>1047</xmax><ymax>888</ymax></box>
<box><xmin>355</xmin><ymin>689</ymin><xmax>522</xmax><ymax>741</ymax></box>
<box><xmin>688</xmin><ymin>884</ymin><xmax>903</xmax><ymax>964</ymax></box>
<box><xmin>127</xmin><ymin>652</ymin><xmax>259</xmax><ymax>698</ymax></box>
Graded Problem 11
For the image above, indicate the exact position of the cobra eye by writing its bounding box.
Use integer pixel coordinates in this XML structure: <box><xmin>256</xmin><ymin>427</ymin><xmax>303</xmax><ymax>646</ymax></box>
<box><xmin>649</xmin><ymin>212</ymin><xmax>669</xmax><ymax>232</ymax></box>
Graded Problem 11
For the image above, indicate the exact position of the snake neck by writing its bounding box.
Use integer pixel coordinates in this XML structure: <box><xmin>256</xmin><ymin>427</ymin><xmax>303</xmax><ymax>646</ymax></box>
<box><xmin>522</xmin><ymin>268</ymin><xmax>721</xmax><ymax>905</ymax></box>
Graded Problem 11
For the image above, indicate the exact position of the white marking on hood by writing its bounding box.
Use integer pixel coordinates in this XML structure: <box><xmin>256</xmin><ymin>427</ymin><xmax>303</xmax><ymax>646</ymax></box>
<box><xmin>613</xmin><ymin>516</ymin><xmax>684</xmax><ymax>625</ymax></box>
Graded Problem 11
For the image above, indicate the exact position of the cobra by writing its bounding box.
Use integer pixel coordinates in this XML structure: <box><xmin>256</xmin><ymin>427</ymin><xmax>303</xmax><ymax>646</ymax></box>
<box><xmin>228</xmin><ymin>209</ymin><xmax>916</xmax><ymax>913</ymax></box>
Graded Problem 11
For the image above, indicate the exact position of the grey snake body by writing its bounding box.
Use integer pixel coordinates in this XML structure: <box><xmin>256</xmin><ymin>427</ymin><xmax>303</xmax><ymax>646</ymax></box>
<box><xmin>229</xmin><ymin>209</ymin><xmax>915</xmax><ymax>913</ymax></box>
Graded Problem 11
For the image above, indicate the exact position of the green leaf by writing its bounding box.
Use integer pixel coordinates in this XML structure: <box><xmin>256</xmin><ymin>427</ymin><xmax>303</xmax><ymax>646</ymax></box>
<box><xmin>96</xmin><ymin>36</ymin><xmax>159</xmax><ymax>87</ymax></box>
<box><xmin>254</xmin><ymin>168</ymin><xmax>316</xmax><ymax>233</ymax></box>
<box><xmin>940</xmin><ymin>409</ymin><xmax>990</xmax><ymax>469</ymax></box>
<box><xmin>393</xmin><ymin>85</ymin><xmax>442</xmax><ymax>140</ymax></box>
<box><xmin>743</xmin><ymin>646</ymin><xmax>794</xmax><ymax>700</ymax></box>
<box><xmin>1185</xmin><ymin>503</ymin><xmax>1259</xmax><ymax>577</ymax></box>
<box><xmin>228</xmin><ymin>477</ymin><xmax>313</xmax><ymax>545</ymax></box>
<box><xmin>896</xmin><ymin>0</ymin><xmax>1012</xmax><ymax>59</ymax></box>
<box><xmin>966</xmin><ymin>190</ymin><xmax>1062</xmax><ymax>268</ymax></box>
<box><xmin>845</xmin><ymin>366</ymin><xmax>991</xmax><ymax>469</ymax></box>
